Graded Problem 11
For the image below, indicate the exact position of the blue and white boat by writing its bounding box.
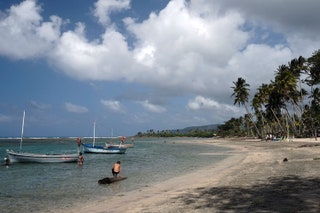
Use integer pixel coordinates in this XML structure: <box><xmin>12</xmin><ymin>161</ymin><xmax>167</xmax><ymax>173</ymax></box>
<box><xmin>82</xmin><ymin>143</ymin><xmax>126</xmax><ymax>154</ymax></box>
<box><xmin>81</xmin><ymin>122</ymin><xmax>126</xmax><ymax>154</ymax></box>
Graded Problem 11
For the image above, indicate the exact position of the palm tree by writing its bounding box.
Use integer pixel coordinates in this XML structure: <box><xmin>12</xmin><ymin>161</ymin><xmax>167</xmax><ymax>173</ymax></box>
<box><xmin>226</xmin><ymin>50</ymin><xmax>320</xmax><ymax>139</ymax></box>
<box><xmin>271</xmin><ymin>64</ymin><xmax>301</xmax><ymax>138</ymax></box>
<box><xmin>288</xmin><ymin>56</ymin><xmax>307</xmax><ymax>136</ymax></box>
<box><xmin>302</xmin><ymin>50</ymin><xmax>320</xmax><ymax>139</ymax></box>
<box><xmin>252</xmin><ymin>84</ymin><xmax>274</xmax><ymax>137</ymax></box>
<box><xmin>231</xmin><ymin>77</ymin><xmax>260</xmax><ymax>137</ymax></box>
<box><xmin>302</xmin><ymin>88</ymin><xmax>320</xmax><ymax>140</ymax></box>
<box><xmin>305</xmin><ymin>50</ymin><xmax>320</xmax><ymax>86</ymax></box>
<box><xmin>265</xmin><ymin>88</ymin><xmax>285</xmax><ymax>133</ymax></box>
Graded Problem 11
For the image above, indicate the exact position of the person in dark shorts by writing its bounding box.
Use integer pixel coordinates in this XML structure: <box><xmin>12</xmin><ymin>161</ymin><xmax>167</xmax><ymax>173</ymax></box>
<box><xmin>112</xmin><ymin>161</ymin><xmax>121</xmax><ymax>177</ymax></box>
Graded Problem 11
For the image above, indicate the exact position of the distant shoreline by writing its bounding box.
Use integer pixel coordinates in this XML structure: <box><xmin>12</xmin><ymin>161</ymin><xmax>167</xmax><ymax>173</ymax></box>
<box><xmin>0</xmin><ymin>136</ymin><xmax>124</xmax><ymax>140</ymax></box>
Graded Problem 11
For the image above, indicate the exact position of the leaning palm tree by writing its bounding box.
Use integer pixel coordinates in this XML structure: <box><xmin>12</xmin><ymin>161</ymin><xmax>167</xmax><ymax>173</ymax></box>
<box><xmin>252</xmin><ymin>83</ymin><xmax>276</xmax><ymax>135</ymax></box>
<box><xmin>265</xmin><ymin>89</ymin><xmax>285</xmax><ymax>133</ymax></box>
<box><xmin>252</xmin><ymin>90</ymin><xmax>271</xmax><ymax>138</ymax></box>
<box><xmin>231</xmin><ymin>77</ymin><xmax>260</xmax><ymax>138</ymax></box>
<box><xmin>302</xmin><ymin>88</ymin><xmax>320</xmax><ymax>140</ymax></box>
<box><xmin>305</xmin><ymin>50</ymin><xmax>320</xmax><ymax>86</ymax></box>
<box><xmin>273</xmin><ymin>64</ymin><xmax>300</xmax><ymax>137</ymax></box>
<box><xmin>289</xmin><ymin>56</ymin><xmax>307</xmax><ymax>105</ymax></box>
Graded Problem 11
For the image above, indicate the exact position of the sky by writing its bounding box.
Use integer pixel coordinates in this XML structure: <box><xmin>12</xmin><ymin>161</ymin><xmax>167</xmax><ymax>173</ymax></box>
<box><xmin>0</xmin><ymin>0</ymin><xmax>320</xmax><ymax>137</ymax></box>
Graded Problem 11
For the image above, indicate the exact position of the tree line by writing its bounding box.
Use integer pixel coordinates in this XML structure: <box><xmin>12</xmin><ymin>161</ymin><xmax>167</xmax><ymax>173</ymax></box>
<box><xmin>136</xmin><ymin>49</ymin><xmax>320</xmax><ymax>139</ymax></box>
<box><xmin>219</xmin><ymin>49</ymin><xmax>320</xmax><ymax>140</ymax></box>
<box><xmin>136</xmin><ymin>129</ymin><xmax>216</xmax><ymax>138</ymax></box>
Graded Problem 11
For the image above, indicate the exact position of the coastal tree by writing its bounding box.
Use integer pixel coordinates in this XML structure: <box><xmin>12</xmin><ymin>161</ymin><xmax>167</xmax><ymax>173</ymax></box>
<box><xmin>231</xmin><ymin>77</ymin><xmax>261</xmax><ymax>138</ymax></box>
<box><xmin>273</xmin><ymin>64</ymin><xmax>299</xmax><ymax>137</ymax></box>
<box><xmin>251</xmin><ymin>83</ymin><xmax>274</xmax><ymax>137</ymax></box>
<box><xmin>301</xmin><ymin>50</ymin><xmax>320</xmax><ymax>139</ymax></box>
<box><xmin>135</xmin><ymin>49</ymin><xmax>320</xmax><ymax>139</ymax></box>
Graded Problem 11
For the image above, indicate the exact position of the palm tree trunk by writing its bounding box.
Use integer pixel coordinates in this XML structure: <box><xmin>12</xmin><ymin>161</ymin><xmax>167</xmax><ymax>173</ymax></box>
<box><xmin>244</xmin><ymin>104</ymin><xmax>261</xmax><ymax>138</ymax></box>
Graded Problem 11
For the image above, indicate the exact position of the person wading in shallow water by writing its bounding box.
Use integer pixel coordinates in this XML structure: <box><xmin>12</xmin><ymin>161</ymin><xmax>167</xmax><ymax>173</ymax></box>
<box><xmin>78</xmin><ymin>152</ymin><xmax>84</xmax><ymax>165</ymax></box>
<box><xmin>112</xmin><ymin>161</ymin><xmax>122</xmax><ymax>178</ymax></box>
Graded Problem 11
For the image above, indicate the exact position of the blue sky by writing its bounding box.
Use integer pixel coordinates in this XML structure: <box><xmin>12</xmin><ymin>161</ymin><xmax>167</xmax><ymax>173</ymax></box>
<box><xmin>1</xmin><ymin>0</ymin><xmax>320</xmax><ymax>137</ymax></box>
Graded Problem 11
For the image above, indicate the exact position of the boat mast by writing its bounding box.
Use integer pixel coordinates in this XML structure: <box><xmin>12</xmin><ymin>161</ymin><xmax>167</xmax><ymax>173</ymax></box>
<box><xmin>93</xmin><ymin>121</ymin><xmax>96</xmax><ymax>146</ymax></box>
<box><xmin>20</xmin><ymin>110</ymin><xmax>26</xmax><ymax>151</ymax></box>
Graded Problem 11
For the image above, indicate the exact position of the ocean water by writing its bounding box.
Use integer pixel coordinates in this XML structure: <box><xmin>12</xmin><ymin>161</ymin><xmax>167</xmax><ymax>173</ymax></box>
<box><xmin>0</xmin><ymin>137</ymin><xmax>230</xmax><ymax>213</ymax></box>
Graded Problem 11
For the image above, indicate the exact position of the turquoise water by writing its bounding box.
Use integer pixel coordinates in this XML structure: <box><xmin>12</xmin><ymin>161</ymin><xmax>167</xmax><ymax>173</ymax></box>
<box><xmin>0</xmin><ymin>137</ymin><xmax>230</xmax><ymax>213</ymax></box>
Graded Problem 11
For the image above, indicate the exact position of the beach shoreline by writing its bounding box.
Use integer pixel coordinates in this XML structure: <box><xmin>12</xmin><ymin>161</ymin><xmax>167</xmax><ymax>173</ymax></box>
<box><xmin>58</xmin><ymin>138</ymin><xmax>320</xmax><ymax>213</ymax></box>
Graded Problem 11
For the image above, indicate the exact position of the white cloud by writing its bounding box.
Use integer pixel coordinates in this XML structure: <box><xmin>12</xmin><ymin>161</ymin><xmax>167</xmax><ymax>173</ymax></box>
<box><xmin>1</xmin><ymin>0</ymin><xmax>320</xmax><ymax>129</ymax></box>
<box><xmin>187</xmin><ymin>96</ymin><xmax>238</xmax><ymax>112</ymax></box>
<box><xmin>93</xmin><ymin>0</ymin><xmax>130</xmax><ymax>26</ymax></box>
<box><xmin>214</xmin><ymin>0</ymin><xmax>320</xmax><ymax>57</ymax></box>
<box><xmin>187</xmin><ymin>96</ymin><xmax>220</xmax><ymax>110</ymax></box>
<box><xmin>101</xmin><ymin>99</ymin><xmax>125</xmax><ymax>113</ymax></box>
<box><xmin>30</xmin><ymin>101</ymin><xmax>51</xmax><ymax>110</ymax></box>
<box><xmin>126</xmin><ymin>0</ymin><xmax>249</xmax><ymax>92</ymax></box>
<box><xmin>0</xmin><ymin>114</ymin><xmax>12</xmax><ymax>122</ymax></box>
<box><xmin>50</xmin><ymin>25</ymin><xmax>133</xmax><ymax>81</ymax></box>
<box><xmin>134</xmin><ymin>44</ymin><xmax>156</xmax><ymax>67</ymax></box>
<box><xmin>140</xmin><ymin>100</ymin><xmax>166</xmax><ymax>113</ymax></box>
<box><xmin>0</xmin><ymin>0</ymin><xmax>300</xmax><ymax>98</ymax></box>
<box><xmin>226</xmin><ymin>44</ymin><xmax>293</xmax><ymax>90</ymax></box>
<box><xmin>65</xmin><ymin>102</ymin><xmax>88</xmax><ymax>113</ymax></box>
<box><xmin>0</xmin><ymin>0</ymin><xmax>61</xmax><ymax>59</ymax></box>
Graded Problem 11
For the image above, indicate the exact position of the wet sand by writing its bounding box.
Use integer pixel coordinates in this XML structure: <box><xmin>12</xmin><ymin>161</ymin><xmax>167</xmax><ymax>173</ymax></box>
<box><xmin>60</xmin><ymin>138</ymin><xmax>320</xmax><ymax>213</ymax></box>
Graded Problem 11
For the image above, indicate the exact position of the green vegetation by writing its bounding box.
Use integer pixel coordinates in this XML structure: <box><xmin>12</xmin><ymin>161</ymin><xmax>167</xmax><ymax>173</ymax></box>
<box><xmin>136</xmin><ymin>49</ymin><xmax>320</xmax><ymax>139</ymax></box>
<box><xmin>136</xmin><ymin>129</ymin><xmax>217</xmax><ymax>138</ymax></box>
<box><xmin>219</xmin><ymin>49</ymin><xmax>320</xmax><ymax>139</ymax></box>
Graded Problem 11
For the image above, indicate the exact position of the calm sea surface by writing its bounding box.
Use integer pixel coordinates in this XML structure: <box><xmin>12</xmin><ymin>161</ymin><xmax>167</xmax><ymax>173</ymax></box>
<box><xmin>0</xmin><ymin>137</ymin><xmax>230</xmax><ymax>213</ymax></box>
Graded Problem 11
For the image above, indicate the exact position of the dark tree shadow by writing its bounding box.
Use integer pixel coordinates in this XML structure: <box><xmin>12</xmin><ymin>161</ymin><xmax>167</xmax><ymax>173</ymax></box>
<box><xmin>176</xmin><ymin>175</ymin><xmax>320</xmax><ymax>212</ymax></box>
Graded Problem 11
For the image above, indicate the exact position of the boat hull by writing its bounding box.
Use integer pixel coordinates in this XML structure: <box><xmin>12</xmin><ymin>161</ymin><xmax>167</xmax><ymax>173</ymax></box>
<box><xmin>98</xmin><ymin>176</ymin><xmax>127</xmax><ymax>184</ymax></box>
<box><xmin>106</xmin><ymin>143</ymin><xmax>134</xmax><ymax>148</ymax></box>
<box><xmin>82</xmin><ymin>144</ymin><xmax>126</xmax><ymax>154</ymax></box>
<box><xmin>6</xmin><ymin>150</ymin><xmax>78</xmax><ymax>163</ymax></box>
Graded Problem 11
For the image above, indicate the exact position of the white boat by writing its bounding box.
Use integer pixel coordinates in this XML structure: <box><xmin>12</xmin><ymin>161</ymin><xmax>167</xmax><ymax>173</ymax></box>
<box><xmin>6</xmin><ymin>111</ymin><xmax>79</xmax><ymax>164</ymax></box>
<box><xmin>6</xmin><ymin>150</ymin><xmax>79</xmax><ymax>163</ymax></box>
<box><xmin>106</xmin><ymin>143</ymin><xmax>134</xmax><ymax>148</ymax></box>
<box><xmin>81</xmin><ymin>122</ymin><xmax>126</xmax><ymax>154</ymax></box>
<box><xmin>105</xmin><ymin>136</ymin><xmax>134</xmax><ymax>148</ymax></box>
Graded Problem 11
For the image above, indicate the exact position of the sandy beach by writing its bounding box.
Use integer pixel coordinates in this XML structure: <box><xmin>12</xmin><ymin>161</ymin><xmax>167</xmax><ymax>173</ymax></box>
<box><xmin>60</xmin><ymin>138</ymin><xmax>320</xmax><ymax>213</ymax></box>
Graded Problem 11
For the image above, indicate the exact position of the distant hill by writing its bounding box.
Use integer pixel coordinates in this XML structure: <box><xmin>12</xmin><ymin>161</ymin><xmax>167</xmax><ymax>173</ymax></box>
<box><xmin>174</xmin><ymin>124</ymin><xmax>221</xmax><ymax>133</ymax></box>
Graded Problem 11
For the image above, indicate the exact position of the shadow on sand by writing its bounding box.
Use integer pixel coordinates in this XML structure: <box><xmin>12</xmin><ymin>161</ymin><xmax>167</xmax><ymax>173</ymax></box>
<box><xmin>176</xmin><ymin>175</ymin><xmax>320</xmax><ymax>212</ymax></box>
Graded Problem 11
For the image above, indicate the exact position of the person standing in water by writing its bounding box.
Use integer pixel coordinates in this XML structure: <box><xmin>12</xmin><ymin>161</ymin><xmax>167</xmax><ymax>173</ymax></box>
<box><xmin>78</xmin><ymin>152</ymin><xmax>84</xmax><ymax>165</ymax></box>
<box><xmin>77</xmin><ymin>137</ymin><xmax>82</xmax><ymax>154</ymax></box>
<box><xmin>112</xmin><ymin>161</ymin><xmax>121</xmax><ymax>178</ymax></box>
<box><xmin>4</xmin><ymin>157</ymin><xmax>10</xmax><ymax>167</ymax></box>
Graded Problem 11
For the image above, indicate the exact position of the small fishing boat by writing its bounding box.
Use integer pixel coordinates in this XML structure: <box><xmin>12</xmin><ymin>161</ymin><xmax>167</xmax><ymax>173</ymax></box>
<box><xmin>81</xmin><ymin>122</ymin><xmax>126</xmax><ymax>154</ymax></box>
<box><xmin>105</xmin><ymin>136</ymin><xmax>134</xmax><ymax>148</ymax></box>
<box><xmin>82</xmin><ymin>144</ymin><xmax>126</xmax><ymax>154</ymax></box>
<box><xmin>98</xmin><ymin>176</ymin><xmax>127</xmax><ymax>184</ymax></box>
<box><xmin>6</xmin><ymin>150</ymin><xmax>79</xmax><ymax>163</ymax></box>
<box><xmin>6</xmin><ymin>111</ymin><xmax>79</xmax><ymax>164</ymax></box>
